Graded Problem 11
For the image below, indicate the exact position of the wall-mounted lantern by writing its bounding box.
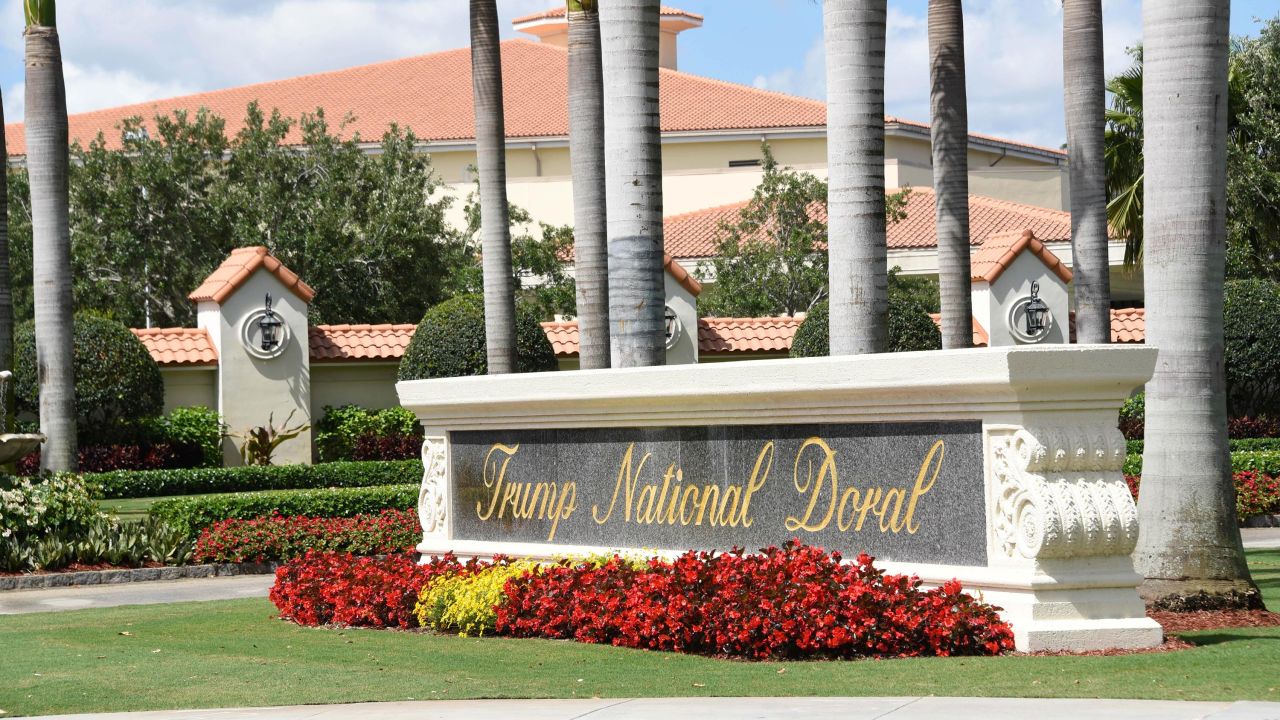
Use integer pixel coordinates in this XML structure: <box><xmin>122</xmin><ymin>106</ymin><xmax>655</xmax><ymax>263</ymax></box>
<box><xmin>1023</xmin><ymin>281</ymin><xmax>1050</xmax><ymax>337</ymax></box>
<box><xmin>664</xmin><ymin>305</ymin><xmax>683</xmax><ymax>350</ymax></box>
<box><xmin>258</xmin><ymin>293</ymin><xmax>283</xmax><ymax>352</ymax></box>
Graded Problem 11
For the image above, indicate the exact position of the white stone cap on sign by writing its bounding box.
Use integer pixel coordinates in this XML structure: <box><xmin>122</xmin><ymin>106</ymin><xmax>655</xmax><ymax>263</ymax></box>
<box><xmin>397</xmin><ymin>345</ymin><xmax>1158</xmax><ymax>431</ymax></box>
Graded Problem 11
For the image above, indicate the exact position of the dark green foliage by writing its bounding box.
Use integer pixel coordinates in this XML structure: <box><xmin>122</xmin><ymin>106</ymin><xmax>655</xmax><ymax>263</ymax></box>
<box><xmin>397</xmin><ymin>294</ymin><xmax>558</xmax><ymax>381</ymax></box>
<box><xmin>148</xmin><ymin>407</ymin><xmax>224</xmax><ymax>468</ymax></box>
<box><xmin>87</xmin><ymin>459</ymin><xmax>422</xmax><ymax>499</ymax></box>
<box><xmin>0</xmin><ymin>516</ymin><xmax>194</xmax><ymax>573</ymax></box>
<box><xmin>790</xmin><ymin>294</ymin><xmax>942</xmax><ymax>358</ymax></box>
<box><xmin>13</xmin><ymin>313</ymin><xmax>163</xmax><ymax>434</ymax></box>
<box><xmin>1224</xmin><ymin>279</ymin><xmax>1280</xmax><ymax>417</ymax></box>
<box><xmin>314</xmin><ymin>405</ymin><xmax>420</xmax><ymax>463</ymax></box>
<box><xmin>1130</xmin><ymin>439</ymin><xmax>1280</xmax><ymax>455</ymax></box>
<box><xmin>148</xmin><ymin>483</ymin><xmax>418</xmax><ymax>535</ymax></box>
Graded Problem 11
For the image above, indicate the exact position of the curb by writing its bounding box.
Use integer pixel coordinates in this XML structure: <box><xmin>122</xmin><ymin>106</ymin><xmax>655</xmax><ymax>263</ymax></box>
<box><xmin>0</xmin><ymin>562</ymin><xmax>278</xmax><ymax>591</ymax></box>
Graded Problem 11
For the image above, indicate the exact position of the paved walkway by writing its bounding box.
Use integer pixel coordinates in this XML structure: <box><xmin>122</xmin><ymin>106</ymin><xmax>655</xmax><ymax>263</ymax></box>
<box><xmin>1242</xmin><ymin>527</ymin><xmax>1280</xmax><ymax>549</ymax></box>
<box><xmin>0</xmin><ymin>574</ymin><xmax>272</xmax><ymax>615</ymax></box>
<box><xmin>30</xmin><ymin>697</ymin><xmax>1280</xmax><ymax>720</ymax></box>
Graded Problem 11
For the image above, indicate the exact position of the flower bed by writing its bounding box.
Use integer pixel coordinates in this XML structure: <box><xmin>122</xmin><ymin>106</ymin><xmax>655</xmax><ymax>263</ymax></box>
<box><xmin>1125</xmin><ymin>470</ymin><xmax>1280</xmax><ymax>521</ymax></box>
<box><xmin>193</xmin><ymin>509</ymin><xmax>421</xmax><ymax>564</ymax></box>
<box><xmin>270</xmin><ymin>542</ymin><xmax>1015</xmax><ymax>660</ymax></box>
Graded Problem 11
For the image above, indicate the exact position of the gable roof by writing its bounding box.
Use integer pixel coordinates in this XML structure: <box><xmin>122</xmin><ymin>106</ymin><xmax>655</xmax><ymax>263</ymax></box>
<box><xmin>4</xmin><ymin>41</ymin><xmax>1061</xmax><ymax>161</ymax></box>
<box><xmin>188</xmin><ymin>246</ymin><xmax>316</xmax><ymax>305</ymax></box>
<box><xmin>514</xmin><ymin>5</ymin><xmax>703</xmax><ymax>24</ymax></box>
<box><xmin>664</xmin><ymin>253</ymin><xmax>702</xmax><ymax>296</ymax></box>
<box><xmin>662</xmin><ymin>187</ymin><xmax>1074</xmax><ymax>259</ymax></box>
<box><xmin>970</xmin><ymin>229</ymin><xmax>1074</xmax><ymax>284</ymax></box>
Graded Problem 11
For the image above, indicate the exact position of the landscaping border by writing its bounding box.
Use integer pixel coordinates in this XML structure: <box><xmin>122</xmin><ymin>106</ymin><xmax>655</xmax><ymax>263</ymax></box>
<box><xmin>0</xmin><ymin>561</ymin><xmax>279</xmax><ymax>591</ymax></box>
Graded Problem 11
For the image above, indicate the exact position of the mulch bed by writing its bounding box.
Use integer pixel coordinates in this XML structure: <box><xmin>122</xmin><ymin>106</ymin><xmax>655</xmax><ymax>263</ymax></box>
<box><xmin>1150</xmin><ymin>608</ymin><xmax>1280</xmax><ymax>634</ymax></box>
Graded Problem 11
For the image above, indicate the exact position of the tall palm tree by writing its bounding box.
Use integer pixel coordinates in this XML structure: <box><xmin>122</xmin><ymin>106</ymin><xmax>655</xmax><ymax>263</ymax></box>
<box><xmin>0</xmin><ymin>89</ymin><xmax>15</xmax><ymax>428</ymax></box>
<box><xmin>470</xmin><ymin>0</ymin><xmax>516</xmax><ymax>374</ymax></box>
<box><xmin>568</xmin><ymin>0</ymin><xmax>609</xmax><ymax>369</ymax></box>
<box><xmin>600</xmin><ymin>0</ymin><xmax>664</xmax><ymax>367</ymax></box>
<box><xmin>1132</xmin><ymin>0</ymin><xmax>1258</xmax><ymax>606</ymax></box>
<box><xmin>824</xmin><ymin>0</ymin><xmax>888</xmax><ymax>355</ymax></box>
<box><xmin>1063</xmin><ymin>0</ymin><xmax>1111</xmax><ymax>344</ymax></box>
<box><xmin>1103</xmin><ymin>53</ymin><xmax>1144</xmax><ymax>266</ymax></box>
<box><xmin>24</xmin><ymin>0</ymin><xmax>77</xmax><ymax>471</ymax></box>
<box><xmin>928</xmin><ymin>0</ymin><xmax>972</xmax><ymax>350</ymax></box>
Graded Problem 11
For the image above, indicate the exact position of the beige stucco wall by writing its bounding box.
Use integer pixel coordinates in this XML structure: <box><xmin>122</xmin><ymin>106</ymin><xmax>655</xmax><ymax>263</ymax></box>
<box><xmin>156</xmin><ymin>367</ymin><xmax>217</xmax><ymax>413</ymax></box>
<box><xmin>310</xmin><ymin>363</ymin><xmax>402</xmax><ymax>416</ymax></box>
<box><xmin>208</xmin><ymin>270</ymin><xmax>312</xmax><ymax>466</ymax></box>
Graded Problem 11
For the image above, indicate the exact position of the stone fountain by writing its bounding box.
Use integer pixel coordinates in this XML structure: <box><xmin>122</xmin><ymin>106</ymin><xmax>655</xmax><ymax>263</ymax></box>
<box><xmin>0</xmin><ymin>371</ymin><xmax>44</xmax><ymax>468</ymax></box>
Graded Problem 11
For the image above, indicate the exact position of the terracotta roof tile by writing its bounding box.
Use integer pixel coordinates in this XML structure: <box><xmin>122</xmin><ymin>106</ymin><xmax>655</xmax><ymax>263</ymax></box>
<box><xmin>970</xmin><ymin>229</ymin><xmax>1073</xmax><ymax>285</ymax></box>
<box><xmin>309</xmin><ymin>324</ymin><xmax>417</xmax><ymax>362</ymax></box>
<box><xmin>514</xmin><ymin>5</ymin><xmax>703</xmax><ymax>24</ymax></box>
<box><xmin>4</xmin><ymin>42</ymin><xmax>1055</xmax><ymax>159</ymax></box>
<box><xmin>698</xmin><ymin>316</ymin><xmax>801</xmax><ymax>354</ymax></box>
<box><xmin>188</xmin><ymin>246</ymin><xmax>316</xmax><ymax>305</ymax></box>
<box><xmin>663</xmin><ymin>188</ymin><xmax>1074</xmax><ymax>259</ymax></box>
<box><xmin>540</xmin><ymin>320</ymin><xmax>580</xmax><ymax>357</ymax></box>
<box><xmin>1110</xmin><ymin>307</ymin><xmax>1145</xmax><ymax>343</ymax></box>
<box><xmin>664</xmin><ymin>253</ymin><xmax>702</xmax><ymax>296</ymax></box>
<box><xmin>131</xmin><ymin>327</ymin><xmax>218</xmax><ymax>366</ymax></box>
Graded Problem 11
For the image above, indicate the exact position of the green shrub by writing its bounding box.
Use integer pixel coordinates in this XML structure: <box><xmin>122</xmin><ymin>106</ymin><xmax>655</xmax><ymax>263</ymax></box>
<box><xmin>1123</xmin><ymin>450</ymin><xmax>1280</xmax><ymax>477</ymax></box>
<box><xmin>1128</xmin><ymin>438</ymin><xmax>1280</xmax><ymax>456</ymax></box>
<box><xmin>148</xmin><ymin>483</ymin><xmax>418</xmax><ymax>535</ymax></box>
<box><xmin>0</xmin><ymin>473</ymin><xmax>102</xmax><ymax>544</ymax></box>
<box><xmin>13</xmin><ymin>314</ymin><xmax>164</xmax><ymax>436</ymax></box>
<box><xmin>1120</xmin><ymin>393</ymin><xmax>1144</xmax><ymax>422</ymax></box>
<box><xmin>397</xmin><ymin>294</ymin><xmax>557</xmax><ymax>381</ymax></box>
<box><xmin>1225</xmin><ymin>279</ymin><xmax>1280</xmax><ymax>416</ymax></box>
<box><xmin>315</xmin><ymin>405</ymin><xmax>420</xmax><ymax>463</ymax></box>
<box><xmin>87</xmin><ymin>459</ymin><xmax>422</xmax><ymax>499</ymax></box>
<box><xmin>0</xmin><ymin>515</ymin><xmax>193</xmax><ymax>573</ymax></box>
<box><xmin>790</xmin><ymin>296</ymin><xmax>942</xmax><ymax>358</ymax></box>
<box><xmin>150</xmin><ymin>407</ymin><xmax>225</xmax><ymax>467</ymax></box>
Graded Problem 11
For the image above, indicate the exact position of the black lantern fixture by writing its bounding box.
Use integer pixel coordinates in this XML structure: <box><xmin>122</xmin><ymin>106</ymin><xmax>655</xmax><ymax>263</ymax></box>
<box><xmin>664</xmin><ymin>306</ymin><xmax>680</xmax><ymax>345</ymax></box>
<box><xmin>258</xmin><ymin>293</ymin><xmax>283</xmax><ymax>352</ymax></box>
<box><xmin>1023</xmin><ymin>281</ymin><xmax>1050</xmax><ymax>336</ymax></box>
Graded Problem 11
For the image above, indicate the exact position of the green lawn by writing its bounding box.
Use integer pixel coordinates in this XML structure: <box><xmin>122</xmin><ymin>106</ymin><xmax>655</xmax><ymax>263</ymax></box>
<box><xmin>1</xmin><ymin>551</ymin><xmax>1277</xmax><ymax>718</ymax></box>
<box><xmin>100</xmin><ymin>493</ymin><xmax>220</xmax><ymax>522</ymax></box>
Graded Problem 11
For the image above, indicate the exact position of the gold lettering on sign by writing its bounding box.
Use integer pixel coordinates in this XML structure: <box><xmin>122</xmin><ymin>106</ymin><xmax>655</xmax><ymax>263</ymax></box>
<box><xmin>785</xmin><ymin>438</ymin><xmax>945</xmax><ymax>534</ymax></box>
<box><xmin>474</xmin><ymin>443</ymin><xmax>577</xmax><ymax>541</ymax></box>
<box><xmin>591</xmin><ymin>441</ymin><xmax>773</xmax><ymax>528</ymax></box>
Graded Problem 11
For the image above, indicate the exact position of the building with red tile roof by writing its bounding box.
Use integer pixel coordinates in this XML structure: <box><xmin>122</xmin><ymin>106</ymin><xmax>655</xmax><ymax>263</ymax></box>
<box><xmin>131</xmin><ymin>327</ymin><xmax>218</xmax><ymax>367</ymax></box>
<box><xmin>188</xmin><ymin>246</ymin><xmax>316</xmax><ymax>305</ymax></box>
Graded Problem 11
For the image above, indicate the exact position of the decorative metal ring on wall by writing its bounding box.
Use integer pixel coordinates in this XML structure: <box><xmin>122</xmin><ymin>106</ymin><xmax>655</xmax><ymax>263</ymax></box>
<box><xmin>664</xmin><ymin>305</ymin><xmax>683</xmax><ymax>350</ymax></box>
<box><xmin>239</xmin><ymin>309</ymin><xmax>291</xmax><ymax>360</ymax></box>
<box><xmin>1007</xmin><ymin>296</ymin><xmax>1053</xmax><ymax>344</ymax></box>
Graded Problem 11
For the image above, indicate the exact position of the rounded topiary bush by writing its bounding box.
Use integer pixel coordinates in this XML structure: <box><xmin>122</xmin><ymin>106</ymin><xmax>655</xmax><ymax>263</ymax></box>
<box><xmin>14</xmin><ymin>313</ymin><xmax>164</xmax><ymax>430</ymax></box>
<box><xmin>397</xmin><ymin>294</ymin><xmax>558</xmax><ymax>380</ymax></box>
<box><xmin>1225</xmin><ymin>278</ymin><xmax>1280</xmax><ymax>417</ymax></box>
<box><xmin>791</xmin><ymin>296</ymin><xmax>942</xmax><ymax>358</ymax></box>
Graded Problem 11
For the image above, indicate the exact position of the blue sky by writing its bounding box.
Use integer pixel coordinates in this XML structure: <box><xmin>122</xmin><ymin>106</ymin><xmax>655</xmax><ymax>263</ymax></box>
<box><xmin>1</xmin><ymin>0</ymin><xmax>1275</xmax><ymax>148</ymax></box>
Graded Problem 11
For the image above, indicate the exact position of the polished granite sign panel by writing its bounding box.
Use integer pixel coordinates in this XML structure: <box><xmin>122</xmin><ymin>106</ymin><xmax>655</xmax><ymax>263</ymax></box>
<box><xmin>450</xmin><ymin>421</ymin><xmax>986</xmax><ymax>566</ymax></box>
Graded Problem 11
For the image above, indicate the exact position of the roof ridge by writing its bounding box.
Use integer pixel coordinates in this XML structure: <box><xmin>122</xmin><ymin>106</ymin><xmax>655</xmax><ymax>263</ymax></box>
<box><xmin>658</xmin><ymin>65</ymin><xmax>827</xmax><ymax>111</ymax></box>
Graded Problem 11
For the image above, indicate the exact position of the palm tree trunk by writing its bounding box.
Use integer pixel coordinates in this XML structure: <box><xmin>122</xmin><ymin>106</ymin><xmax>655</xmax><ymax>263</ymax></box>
<box><xmin>568</xmin><ymin>0</ymin><xmax>610</xmax><ymax>369</ymax></box>
<box><xmin>928</xmin><ymin>0</ymin><xmax>973</xmax><ymax>350</ymax></box>
<box><xmin>824</xmin><ymin>1</ymin><xmax>888</xmax><ymax>356</ymax></box>
<box><xmin>470</xmin><ymin>0</ymin><xmax>516</xmax><ymax>374</ymax></box>
<box><xmin>24</xmin><ymin>7</ymin><xmax>78</xmax><ymax>472</ymax></box>
<box><xmin>1132</xmin><ymin>0</ymin><xmax>1258</xmax><ymax>607</ymax></box>
<box><xmin>1063</xmin><ymin>0</ymin><xmax>1111</xmax><ymax>344</ymax></box>
<box><xmin>600</xmin><ymin>0</ymin><xmax>665</xmax><ymax>368</ymax></box>
<box><xmin>0</xmin><ymin>90</ymin><xmax>15</xmax><ymax>428</ymax></box>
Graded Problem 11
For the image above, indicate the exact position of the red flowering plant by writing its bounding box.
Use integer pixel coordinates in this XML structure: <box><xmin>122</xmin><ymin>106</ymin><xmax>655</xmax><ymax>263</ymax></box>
<box><xmin>269</xmin><ymin>551</ymin><xmax>489</xmax><ymax>629</ymax></box>
<box><xmin>497</xmin><ymin>540</ymin><xmax>1014</xmax><ymax>659</ymax></box>
<box><xmin>1236</xmin><ymin>470</ymin><xmax>1280</xmax><ymax>520</ymax></box>
<box><xmin>193</xmin><ymin>509</ymin><xmax>421</xmax><ymax>564</ymax></box>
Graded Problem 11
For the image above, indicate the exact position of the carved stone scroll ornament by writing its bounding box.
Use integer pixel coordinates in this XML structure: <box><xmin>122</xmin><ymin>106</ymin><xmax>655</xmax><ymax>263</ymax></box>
<box><xmin>991</xmin><ymin>426</ymin><xmax>1138</xmax><ymax>559</ymax></box>
<box><xmin>418</xmin><ymin>436</ymin><xmax>448</xmax><ymax>537</ymax></box>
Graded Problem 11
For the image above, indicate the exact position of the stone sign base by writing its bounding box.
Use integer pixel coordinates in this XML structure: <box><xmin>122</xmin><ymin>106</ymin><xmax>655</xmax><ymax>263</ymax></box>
<box><xmin>398</xmin><ymin>346</ymin><xmax>1164</xmax><ymax>652</ymax></box>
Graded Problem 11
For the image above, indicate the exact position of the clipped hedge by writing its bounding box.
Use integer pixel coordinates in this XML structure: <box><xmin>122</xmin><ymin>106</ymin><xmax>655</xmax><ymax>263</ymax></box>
<box><xmin>790</xmin><ymin>296</ymin><xmax>941</xmax><ymax>358</ymax></box>
<box><xmin>1126</xmin><ymin>438</ymin><xmax>1280</xmax><ymax>455</ymax></box>
<box><xmin>1122</xmin><ymin>450</ymin><xmax>1280</xmax><ymax>477</ymax></box>
<box><xmin>397</xmin><ymin>294</ymin><xmax>557</xmax><ymax>381</ymax></box>
<box><xmin>88</xmin><ymin>460</ymin><xmax>422</xmax><ymax>499</ymax></box>
<box><xmin>149</xmin><ymin>484</ymin><xmax>418</xmax><ymax>536</ymax></box>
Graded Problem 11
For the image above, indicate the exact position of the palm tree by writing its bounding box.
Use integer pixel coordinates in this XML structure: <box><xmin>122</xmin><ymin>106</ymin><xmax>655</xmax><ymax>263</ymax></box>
<box><xmin>1103</xmin><ymin>51</ymin><xmax>1144</xmax><ymax>266</ymax></box>
<box><xmin>24</xmin><ymin>0</ymin><xmax>77</xmax><ymax>471</ymax></box>
<box><xmin>599</xmin><ymin>0</ymin><xmax>664</xmax><ymax>367</ymax></box>
<box><xmin>824</xmin><ymin>1</ymin><xmax>888</xmax><ymax>356</ymax></box>
<box><xmin>0</xmin><ymin>89</ymin><xmax>15</xmax><ymax>427</ymax></box>
<box><xmin>1063</xmin><ymin>0</ymin><xmax>1111</xmax><ymax>344</ymax></box>
<box><xmin>470</xmin><ymin>0</ymin><xmax>516</xmax><ymax>374</ymax></box>
<box><xmin>928</xmin><ymin>0</ymin><xmax>972</xmax><ymax>350</ymax></box>
<box><xmin>568</xmin><ymin>0</ymin><xmax>610</xmax><ymax>369</ymax></box>
<box><xmin>1132</xmin><ymin>0</ymin><xmax>1258</xmax><ymax>606</ymax></box>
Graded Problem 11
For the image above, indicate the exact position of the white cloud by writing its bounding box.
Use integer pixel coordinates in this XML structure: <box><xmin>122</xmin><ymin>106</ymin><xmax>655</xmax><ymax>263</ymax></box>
<box><xmin>750</xmin><ymin>0</ymin><xmax>1143</xmax><ymax>148</ymax></box>
<box><xmin>0</xmin><ymin>0</ymin><xmax>550</xmax><ymax>121</ymax></box>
